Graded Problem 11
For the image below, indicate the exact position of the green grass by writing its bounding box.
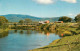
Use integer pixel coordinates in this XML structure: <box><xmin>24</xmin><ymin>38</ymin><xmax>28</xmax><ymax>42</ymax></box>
<box><xmin>29</xmin><ymin>23</ymin><xmax>80</xmax><ymax>51</ymax></box>
<box><xmin>29</xmin><ymin>34</ymin><xmax>80</xmax><ymax>51</ymax></box>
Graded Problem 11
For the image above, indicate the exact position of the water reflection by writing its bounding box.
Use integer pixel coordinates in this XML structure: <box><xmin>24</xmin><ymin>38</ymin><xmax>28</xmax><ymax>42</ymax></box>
<box><xmin>36</xmin><ymin>29</ymin><xmax>71</xmax><ymax>37</ymax></box>
<box><xmin>26</xmin><ymin>30</ymin><xmax>32</xmax><ymax>35</ymax></box>
<box><xmin>0</xmin><ymin>31</ymin><xmax>9</xmax><ymax>38</ymax></box>
<box><xmin>20</xmin><ymin>30</ymin><xmax>23</xmax><ymax>34</ymax></box>
<box><xmin>35</xmin><ymin>29</ymin><xmax>57</xmax><ymax>36</ymax></box>
<box><xmin>14</xmin><ymin>30</ymin><xmax>17</xmax><ymax>33</ymax></box>
<box><xmin>0</xmin><ymin>30</ymin><xmax>60</xmax><ymax>51</ymax></box>
<box><xmin>0</xmin><ymin>29</ymin><xmax>64</xmax><ymax>38</ymax></box>
<box><xmin>12</xmin><ymin>29</ymin><xmax>62</xmax><ymax>37</ymax></box>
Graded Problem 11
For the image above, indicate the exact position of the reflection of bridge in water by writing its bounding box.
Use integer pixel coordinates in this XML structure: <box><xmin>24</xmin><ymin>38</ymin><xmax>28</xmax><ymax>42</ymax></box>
<box><xmin>8</xmin><ymin>23</ymin><xmax>38</xmax><ymax>27</ymax></box>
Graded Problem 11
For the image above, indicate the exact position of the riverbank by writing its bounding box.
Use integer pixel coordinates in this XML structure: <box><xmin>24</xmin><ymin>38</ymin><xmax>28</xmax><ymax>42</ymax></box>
<box><xmin>29</xmin><ymin>34</ymin><xmax>80</xmax><ymax>51</ymax></box>
<box><xmin>36</xmin><ymin>23</ymin><xmax>79</xmax><ymax>36</ymax></box>
<box><xmin>29</xmin><ymin>23</ymin><xmax>80</xmax><ymax>51</ymax></box>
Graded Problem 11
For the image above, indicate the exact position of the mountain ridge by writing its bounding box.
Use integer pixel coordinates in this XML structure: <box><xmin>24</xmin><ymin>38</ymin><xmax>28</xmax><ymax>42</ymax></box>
<box><xmin>0</xmin><ymin>14</ymin><xmax>60</xmax><ymax>22</ymax></box>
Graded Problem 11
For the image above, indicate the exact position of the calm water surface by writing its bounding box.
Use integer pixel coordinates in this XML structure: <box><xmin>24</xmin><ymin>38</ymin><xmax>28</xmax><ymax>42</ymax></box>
<box><xmin>0</xmin><ymin>30</ymin><xmax>60</xmax><ymax>51</ymax></box>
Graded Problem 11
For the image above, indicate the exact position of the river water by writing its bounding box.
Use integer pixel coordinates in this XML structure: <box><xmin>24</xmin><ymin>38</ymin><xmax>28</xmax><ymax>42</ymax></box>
<box><xmin>0</xmin><ymin>30</ymin><xmax>60</xmax><ymax>51</ymax></box>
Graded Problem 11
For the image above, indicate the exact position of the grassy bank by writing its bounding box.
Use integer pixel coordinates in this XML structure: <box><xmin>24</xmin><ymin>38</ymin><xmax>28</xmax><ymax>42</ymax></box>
<box><xmin>29</xmin><ymin>34</ymin><xmax>80</xmax><ymax>51</ymax></box>
<box><xmin>36</xmin><ymin>23</ymin><xmax>79</xmax><ymax>36</ymax></box>
<box><xmin>29</xmin><ymin>23</ymin><xmax>80</xmax><ymax>51</ymax></box>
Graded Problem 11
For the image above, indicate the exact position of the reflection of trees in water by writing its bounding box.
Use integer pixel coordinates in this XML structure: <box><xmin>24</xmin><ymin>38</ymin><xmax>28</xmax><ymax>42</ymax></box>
<box><xmin>36</xmin><ymin>29</ymin><xmax>63</xmax><ymax>36</ymax></box>
<box><xmin>0</xmin><ymin>31</ymin><xmax>9</xmax><ymax>38</ymax></box>
<box><xmin>20</xmin><ymin>30</ymin><xmax>23</xmax><ymax>34</ymax></box>
<box><xmin>26</xmin><ymin>30</ymin><xmax>32</xmax><ymax>36</ymax></box>
<box><xmin>35</xmin><ymin>29</ymin><xmax>57</xmax><ymax>36</ymax></box>
<box><xmin>44</xmin><ymin>30</ymin><xmax>50</xmax><ymax>35</ymax></box>
<box><xmin>14</xmin><ymin>30</ymin><xmax>17</xmax><ymax>33</ymax></box>
<box><xmin>14</xmin><ymin>29</ymin><xmax>63</xmax><ymax>36</ymax></box>
<box><xmin>36</xmin><ymin>29</ymin><xmax>44</xmax><ymax>34</ymax></box>
<box><xmin>32</xmin><ymin>30</ymin><xmax>38</xmax><ymax>34</ymax></box>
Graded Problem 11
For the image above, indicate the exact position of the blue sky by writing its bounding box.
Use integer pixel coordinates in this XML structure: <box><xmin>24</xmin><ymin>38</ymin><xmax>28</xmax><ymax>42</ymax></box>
<box><xmin>0</xmin><ymin>0</ymin><xmax>80</xmax><ymax>18</ymax></box>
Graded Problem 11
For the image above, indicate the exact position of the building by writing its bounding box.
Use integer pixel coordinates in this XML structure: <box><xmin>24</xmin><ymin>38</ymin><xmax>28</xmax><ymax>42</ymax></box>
<box><xmin>39</xmin><ymin>21</ymin><xmax>45</xmax><ymax>24</ymax></box>
<box><xmin>39</xmin><ymin>20</ymin><xmax>50</xmax><ymax>24</ymax></box>
<box><xmin>44</xmin><ymin>20</ymin><xmax>50</xmax><ymax>23</ymax></box>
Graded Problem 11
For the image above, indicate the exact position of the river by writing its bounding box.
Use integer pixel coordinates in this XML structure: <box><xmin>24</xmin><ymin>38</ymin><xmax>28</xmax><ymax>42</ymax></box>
<box><xmin>0</xmin><ymin>30</ymin><xmax>60</xmax><ymax>51</ymax></box>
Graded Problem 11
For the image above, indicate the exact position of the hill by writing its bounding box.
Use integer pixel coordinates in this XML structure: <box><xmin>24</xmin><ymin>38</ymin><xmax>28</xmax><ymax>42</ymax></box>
<box><xmin>0</xmin><ymin>14</ymin><xmax>60</xmax><ymax>22</ymax></box>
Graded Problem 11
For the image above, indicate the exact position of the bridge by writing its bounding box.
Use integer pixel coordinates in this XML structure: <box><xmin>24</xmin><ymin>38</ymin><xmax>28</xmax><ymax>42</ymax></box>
<box><xmin>7</xmin><ymin>23</ymin><xmax>38</xmax><ymax>27</ymax></box>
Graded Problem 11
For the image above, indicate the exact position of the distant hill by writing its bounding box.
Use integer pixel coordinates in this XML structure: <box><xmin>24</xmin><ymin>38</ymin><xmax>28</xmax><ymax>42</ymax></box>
<box><xmin>0</xmin><ymin>14</ymin><xmax>60</xmax><ymax>22</ymax></box>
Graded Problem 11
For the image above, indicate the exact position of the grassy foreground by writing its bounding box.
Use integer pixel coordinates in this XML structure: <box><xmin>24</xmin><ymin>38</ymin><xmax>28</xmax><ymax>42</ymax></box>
<box><xmin>29</xmin><ymin>34</ymin><xmax>80</xmax><ymax>51</ymax></box>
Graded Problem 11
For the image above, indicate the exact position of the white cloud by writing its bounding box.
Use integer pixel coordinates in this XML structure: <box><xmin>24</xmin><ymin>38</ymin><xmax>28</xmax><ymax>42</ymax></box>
<box><xmin>68</xmin><ymin>13</ymin><xmax>73</xmax><ymax>16</ymax></box>
<box><xmin>33</xmin><ymin>0</ymin><xmax>77</xmax><ymax>4</ymax></box>
<box><xmin>61</xmin><ymin>0</ymin><xmax>77</xmax><ymax>3</ymax></box>
<box><xmin>68</xmin><ymin>13</ymin><xmax>77</xmax><ymax>17</ymax></box>
<box><xmin>33</xmin><ymin>0</ymin><xmax>56</xmax><ymax>4</ymax></box>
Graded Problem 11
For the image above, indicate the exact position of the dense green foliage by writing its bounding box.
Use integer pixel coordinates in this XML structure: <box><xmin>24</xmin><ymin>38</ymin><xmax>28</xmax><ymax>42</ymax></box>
<box><xmin>0</xmin><ymin>31</ymin><xmax>8</xmax><ymax>38</ymax></box>
<box><xmin>0</xmin><ymin>16</ymin><xmax>9</xmax><ymax>36</ymax></box>
<box><xmin>75</xmin><ymin>14</ymin><xmax>80</xmax><ymax>22</ymax></box>
<box><xmin>24</xmin><ymin>19</ymin><xmax>32</xmax><ymax>23</ymax></box>
<box><xmin>0</xmin><ymin>16</ymin><xmax>8</xmax><ymax>25</ymax></box>
<box><xmin>0</xmin><ymin>16</ymin><xmax>8</xmax><ymax>29</ymax></box>
<box><xmin>58</xmin><ymin>16</ymin><xmax>72</xmax><ymax>22</ymax></box>
<box><xmin>37</xmin><ymin>23</ymin><xmax>79</xmax><ymax>36</ymax></box>
<box><xmin>19</xmin><ymin>20</ymin><xmax>24</xmax><ymax>24</ymax></box>
<box><xmin>32</xmin><ymin>21</ymin><xmax>39</xmax><ymax>25</ymax></box>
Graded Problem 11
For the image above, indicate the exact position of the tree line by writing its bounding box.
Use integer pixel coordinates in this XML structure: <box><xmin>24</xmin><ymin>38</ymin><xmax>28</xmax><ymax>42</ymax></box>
<box><xmin>58</xmin><ymin>14</ymin><xmax>80</xmax><ymax>22</ymax></box>
<box><xmin>19</xmin><ymin>19</ymin><xmax>38</xmax><ymax>25</ymax></box>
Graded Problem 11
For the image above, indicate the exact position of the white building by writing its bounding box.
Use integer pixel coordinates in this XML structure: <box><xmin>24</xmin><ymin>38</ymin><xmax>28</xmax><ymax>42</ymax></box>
<box><xmin>39</xmin><ymin>21</ymin><xmax>45</xmax><ymax>24</ymax></box>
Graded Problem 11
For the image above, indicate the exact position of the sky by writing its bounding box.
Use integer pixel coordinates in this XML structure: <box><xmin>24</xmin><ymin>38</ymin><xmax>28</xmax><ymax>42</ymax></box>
<box><xmin>0</xmin><ymin>0</ymin><xmax>80</xmax><ymax>18</ymax></box>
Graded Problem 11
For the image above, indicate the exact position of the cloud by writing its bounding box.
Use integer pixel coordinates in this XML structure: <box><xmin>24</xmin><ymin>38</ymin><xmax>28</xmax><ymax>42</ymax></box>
<box><xmin>68</xmin><ymin>13</ymin><xmax>77</xmax><ymax>17</ymax></box>
<box><xmin>33</xmin><ymin>0</ymin><xmax>56</xmax><ymax>4</ymax></box>
<box><xmin>68</xmin><ymin>13</ymin><xmax>73</xmax><ymax>16</ymax></box>
<box><xmin>61</xmin><ymin>0</ymin><xmax>77</xmax><ymax>3</ymax></box>
<box><xmin>33</xmin><ymin>0</ymin><xmax>77</xmax><ymax>4</ymax></box>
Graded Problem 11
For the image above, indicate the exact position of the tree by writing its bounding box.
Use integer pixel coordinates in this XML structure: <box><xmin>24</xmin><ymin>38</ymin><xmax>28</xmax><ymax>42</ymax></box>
<box><xmin>58</xmin><ymin>16</ymin><xmax>72</xmax><ymax>22</ymax></box>
<box><xmin>33</xmin><ymin>21</ymin><xmax>39</xmax><ymax>25</ymax></box>
<box><xmin>74</xmin><ymin>14</ymin><xmax>80</xmax><ymax>30</ymax></box>
<box><xmin>19</xmin><ymin>20</ymin><xmax>24</xmax><ymax>25</ymax></box>
<box><xmin>24</xmin><ymin>19</ymin><xmax>32</xmax><ymax>23</ymax></box>
<box><xmin>0</xmin><ymin>16</ymin><xmax>8</xmax><ymax>25</ymax></box>
<box><xmin>75</xmin><ymin>14</ymin><xmax>80</xmax><ymax>22</ymax></box>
